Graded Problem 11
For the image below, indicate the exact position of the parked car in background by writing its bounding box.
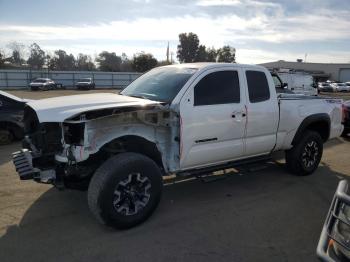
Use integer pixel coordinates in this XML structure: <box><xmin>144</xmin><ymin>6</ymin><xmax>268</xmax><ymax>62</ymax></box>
<box><xmin>331</xmin><ymin>82</ymin><xmax>350</xmax><ymax>92</ymax></box>
<box><xmin>318</xmin><ymin>82</ymin><xmax>334</xmax><ymax>92</ymax></box>
<box><xmin>29</xmin><ymin>78</ymin><xmax>56</xmax><ymax>91</ymax></box>
<box><xmin>0</xmin><ymin>91</ymin><xmax>28</xmax><ymax>145</ymax></box>
<box><xmin>76</xmin><ymin>78</ymin><xmax>95</xmax><ymax>90</ymax></box>
<box><xmin>342</xmin><ymin>100</ymin><xmax>350</xmax><ymax>136</ymax></box>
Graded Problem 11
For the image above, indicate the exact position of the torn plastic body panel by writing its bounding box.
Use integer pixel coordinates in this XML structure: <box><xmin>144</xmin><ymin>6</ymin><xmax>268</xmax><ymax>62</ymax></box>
<box><xmin>56</xmin><ymin>103</ymin><xmax>181</xmax><ymax>173</ymax></box>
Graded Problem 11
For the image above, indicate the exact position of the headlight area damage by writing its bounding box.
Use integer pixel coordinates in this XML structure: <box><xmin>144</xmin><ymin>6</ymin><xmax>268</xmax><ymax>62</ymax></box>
<box><xmin>13</xmin><ymin>103</ymin><xmax>180</xmax><ymax>190</ymax></box>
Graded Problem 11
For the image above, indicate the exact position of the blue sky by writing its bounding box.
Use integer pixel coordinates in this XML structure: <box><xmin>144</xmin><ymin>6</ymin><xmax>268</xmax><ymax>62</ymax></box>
<box><xmin>0</xmin><ymin>0</ymin><xmax>349</xmax><ymax>64</ymax></box>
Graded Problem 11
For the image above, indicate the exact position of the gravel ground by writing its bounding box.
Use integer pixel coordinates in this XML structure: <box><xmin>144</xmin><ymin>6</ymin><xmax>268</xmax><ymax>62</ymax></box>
<box><xmin>0</xmin><ymin>89</ymin><xmax>349</xmax><ymax>262</ymax></box>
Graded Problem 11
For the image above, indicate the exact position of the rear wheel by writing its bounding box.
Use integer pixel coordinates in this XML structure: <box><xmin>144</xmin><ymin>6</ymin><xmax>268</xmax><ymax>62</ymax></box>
<box><xmin>285</xmin><ymin>130</ymin><xmax>323</xmax><ymax>176</ymax></box>
<box><xmin>88</xmin><ymin>152</ymin><xmax>163</xmax><ymax>229</ymax></box>
<box><xmin>0</xmin><ymin>129</ymin><xmax>14</xmax><ymax>145</ymax></box>
<box><xmin>342</xmin><ymin>128</ymin><xmax>349</xmax><ymax>137</ymax></box>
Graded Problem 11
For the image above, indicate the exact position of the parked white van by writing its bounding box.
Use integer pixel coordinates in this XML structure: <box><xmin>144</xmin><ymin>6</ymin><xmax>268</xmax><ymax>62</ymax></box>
<box><xmin>276</xmin><ymin>70</ymin><xmax>317</xmax><ymax>96</ymax></box>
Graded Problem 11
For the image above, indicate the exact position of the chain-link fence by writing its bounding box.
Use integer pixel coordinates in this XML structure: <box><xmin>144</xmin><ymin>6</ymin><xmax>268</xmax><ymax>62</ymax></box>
<box><xmin>0</xmin><ymin>69</ymin><xmax>142</xmax><ymax>90</ymax></box>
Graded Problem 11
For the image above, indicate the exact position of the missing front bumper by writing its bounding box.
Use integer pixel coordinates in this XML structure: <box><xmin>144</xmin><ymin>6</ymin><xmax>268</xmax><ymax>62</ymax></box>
<box><xmin>12</xmin><ymin>149</ymin><xmax>56</xmax><ymax>183</ymax></box>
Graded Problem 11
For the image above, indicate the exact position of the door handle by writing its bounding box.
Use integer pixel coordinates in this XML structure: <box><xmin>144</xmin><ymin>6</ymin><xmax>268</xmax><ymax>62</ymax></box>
<box><xmin>231</xmin><ymin>111</ymin><xmax>246</xmax><ymax>118</ymax></box>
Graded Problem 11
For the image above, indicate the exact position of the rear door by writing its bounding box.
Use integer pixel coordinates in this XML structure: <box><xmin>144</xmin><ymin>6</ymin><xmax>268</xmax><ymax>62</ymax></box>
<box><xmin>243</xmin><ymin>69</ymin><xmax>279</xmax><ymax>156</ymax></box>
<box><xmin>179</xmin><ymin>67</ymin><xmax>247</xmax><ymax>169</ymax></box>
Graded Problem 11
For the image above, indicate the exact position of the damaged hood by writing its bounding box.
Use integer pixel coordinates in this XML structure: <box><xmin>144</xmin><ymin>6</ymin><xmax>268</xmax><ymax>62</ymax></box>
<box><xmin>27</xmin><ymin>93</ymin><xmax>161</xmax><ymax>122</ymax></box>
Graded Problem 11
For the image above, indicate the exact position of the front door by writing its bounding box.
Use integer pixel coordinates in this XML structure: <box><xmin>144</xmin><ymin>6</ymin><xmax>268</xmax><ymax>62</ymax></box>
<box><xmin>179</xmin><ymin>68</ymin><xmax>247</xmax><ymax>170</ymax></box>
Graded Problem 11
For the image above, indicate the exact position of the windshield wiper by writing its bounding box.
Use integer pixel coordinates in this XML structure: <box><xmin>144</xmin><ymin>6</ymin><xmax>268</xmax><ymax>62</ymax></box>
<box><xmin>127</xmin><ymin>94</ymin><xmax>150</xmax><ymax>100</ymax></box>
<box><xmin>127</xmin><ymin>94</ymin><xmax>169</xmax><ymax>104</ymax></box>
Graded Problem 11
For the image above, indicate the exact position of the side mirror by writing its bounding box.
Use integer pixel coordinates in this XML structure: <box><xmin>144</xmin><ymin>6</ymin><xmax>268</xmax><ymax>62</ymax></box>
<box><xmin>282</xmin><ymin>83</ymin><xmax>288</xmax><ymax>88</ymax></box>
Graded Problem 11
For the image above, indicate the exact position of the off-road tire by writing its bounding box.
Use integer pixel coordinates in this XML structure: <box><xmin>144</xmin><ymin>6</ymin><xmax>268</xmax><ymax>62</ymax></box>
<box><xmin>0</xmin><ymin>129</ymin><xmax>14</xmax><ymax>145</ymax></box>
<box><xmin>342</xmin><ymin>128</ymin><xmax>349</xmax><ymax>137</ymax></box>
<box><xmin>88</xmin><ymin>152</ymin><xmax>163</xmax><ymax>229</ymax></box>
<box><xmin>285</xmin><ymin>130</ymin><xmax>323</xmax><ymax>176</ymax></box>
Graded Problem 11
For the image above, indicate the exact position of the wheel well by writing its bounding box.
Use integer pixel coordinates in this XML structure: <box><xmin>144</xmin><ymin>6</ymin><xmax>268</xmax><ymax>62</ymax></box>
<box><xmin>305</xmin><ymin>121</ymin><xmax>330</xmax><ymax>142</ymax></box>
<box><xmin>0</xmin><ymin>121</ymin><xmax>23</xmax><ymax>139</ymax></box>
<box><xmin>101</xmin><ymin>135</ymin><xmax>164</xmax><ymax>169</ymax></box>
<box><xmin>292</xmin><ymin>116</ymin><xmax>330</xmax><ymax>145</ymax></box>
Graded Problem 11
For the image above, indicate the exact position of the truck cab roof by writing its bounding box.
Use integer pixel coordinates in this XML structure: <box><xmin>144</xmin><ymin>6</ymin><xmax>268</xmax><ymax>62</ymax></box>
<box><xmin>163</xmin><ymin>62</ymin><xmax>266</xmax><ymax>71</ymax></box>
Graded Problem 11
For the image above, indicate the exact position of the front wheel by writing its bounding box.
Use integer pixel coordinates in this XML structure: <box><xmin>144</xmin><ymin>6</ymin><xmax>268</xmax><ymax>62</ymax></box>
<box><xmin>285</xmin><ymin>130</ymin><xmax>323</xmax><ymax>176</ymax></box>
<box><xmin>88</xmin><ymin>152</ymin><xmax>163</xmax><ymax>229</ymax></box>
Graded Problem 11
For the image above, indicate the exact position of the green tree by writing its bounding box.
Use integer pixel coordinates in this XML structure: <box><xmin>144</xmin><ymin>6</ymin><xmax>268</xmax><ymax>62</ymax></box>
<box><xmin>217</xmin><ymin>45</ymin><xmax>236</xmax><ymax>63</ymax></box>
<box><xmin>0</xmin><ymin>50</ymin><xmax>4</xmax><ymax>68</ymax></box>
<box><xmin>206</xmin><ymin>47</ymin><xmax>218</xmax><ymax>62</ymax></box>
<box><xmin>96</xmin><ymin>51</ymin><xmax>122</xmax><ymax>72</ymax></box>
<box><xmin>76</xmin><ymin>53</ymin><xmax>96</xmax><ymax>71</ymax></box>
<box><xmin>132</xmin><ymin>52</ymin><xmax>158</xmax><ymax>72</ymax></box>
<box><xmin>48</xmin><ymin>50</ymin><xmax>76</xmax><ymax>70</ymax></box>
<box><xmin>7</xmin><ymin>41</ymin><xmax>25</xmax><ymax>65</ymax></box>
<box><xmin>194</xmin><ymin>45</ymin><xmax>208</xmax><ymax>62</ymax></box>
<box><xmin>177</xmin><ymin>32</ymin><xmax>200</xmax><ymax>63</ymax></box>
<box><xmin>27</xmin><ymin>43</ymin><xmax>46</xmax><ymax>69</ymax></box>
<box><xmin>120</xmin><ymin>53</ymin><xmax>134</xmax><ymax>72</ymax></box>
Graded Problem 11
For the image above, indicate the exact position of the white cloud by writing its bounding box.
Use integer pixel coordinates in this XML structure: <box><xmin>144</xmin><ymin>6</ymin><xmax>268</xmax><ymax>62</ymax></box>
<box><xmin>1</xmin><ymin>8</ymin><xmax>349</xmax><ymax>46</ymax></box>
<box><xmin>237</xmin><ymin>48</ymin><xmax>350</xmax><ymax>64</ymax></box>
<box><xmin>0</xmin><ymin>1</ymin><xmax>350</xmax><ymax>64</ymax></box>
<box><xmin>196</xmin><ymin>0</ymin><xmax>241</xmax><ymax>6</ymax></box>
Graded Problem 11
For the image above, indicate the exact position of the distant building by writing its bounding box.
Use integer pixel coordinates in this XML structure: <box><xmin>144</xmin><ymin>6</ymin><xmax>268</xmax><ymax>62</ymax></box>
<box><xmin>260</xmin><ymin>60</ymin><xmax>350</xmax><ymax>82</ymax></box>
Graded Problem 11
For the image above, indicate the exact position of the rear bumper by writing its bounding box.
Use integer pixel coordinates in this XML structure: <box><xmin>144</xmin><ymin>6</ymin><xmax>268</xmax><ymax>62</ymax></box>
<box><xmin>12</xmin><ymin>149</ymin><xmax>56</xmax><ymax>183</ymax></box>
<box><xmin>321</xmin><ymin>88</ymin><xmax>336</xmax><ymax>92</ymax></box>
<box><xmin>76</xmin><ymin>84</ymin><xmax>93</xmax><ymax>88</ymax></box>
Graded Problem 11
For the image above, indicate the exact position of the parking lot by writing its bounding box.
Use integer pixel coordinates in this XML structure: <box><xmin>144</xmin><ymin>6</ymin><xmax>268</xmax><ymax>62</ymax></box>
<box><xmin>0</xmin><ymin>90</ymin><xmax>349</xmax><ymax>262</ymax></box>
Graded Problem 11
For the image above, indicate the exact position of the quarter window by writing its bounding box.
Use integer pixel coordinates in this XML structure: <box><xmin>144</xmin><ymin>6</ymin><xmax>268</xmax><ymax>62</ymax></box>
<box><xmin>246</xmin><ymin>70</ymin><xmax>270</xmax><ymax>103</ymax></box>
<box><xmin>194</xmin><ymin>71</ymin><xmax>240</xmax><ymax>106</ymax></box>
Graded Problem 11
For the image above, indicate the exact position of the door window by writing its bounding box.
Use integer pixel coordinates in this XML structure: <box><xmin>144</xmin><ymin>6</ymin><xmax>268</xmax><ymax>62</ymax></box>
<box><xmin>194</xmin><ymin>71</ymin><xmax>240</xmax><ymax>106</ymax></box>
<box><xmin>246</xmin><ymin>71</ymin><xmax>270</xmax><ymax>103</ymax></box>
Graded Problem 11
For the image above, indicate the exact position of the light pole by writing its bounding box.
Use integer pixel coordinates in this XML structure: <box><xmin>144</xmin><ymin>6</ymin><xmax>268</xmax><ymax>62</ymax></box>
<box><xmin>42</xmin><ymin>64</ymin><xmax>49</xmax><ymax>78</ymax></box>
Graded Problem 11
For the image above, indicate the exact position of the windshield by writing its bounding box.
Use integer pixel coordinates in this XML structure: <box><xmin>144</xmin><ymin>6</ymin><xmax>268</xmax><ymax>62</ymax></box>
<box><xmin>121</xmin><ymin>67</ymin><xmax>197</xmax><ymax>103</ymax></box>
<box><xmin>33</xmin><ymin>79</ymin><xmax>47</xmax><ymax>83</ymax></box>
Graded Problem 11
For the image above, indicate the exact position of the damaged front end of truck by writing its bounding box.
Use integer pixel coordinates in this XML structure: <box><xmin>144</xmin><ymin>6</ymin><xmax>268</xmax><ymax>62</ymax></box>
<box><xmin>13</xmin><ymin>98</ymin><xmax>180</xmax><ymax>190</ymax></box>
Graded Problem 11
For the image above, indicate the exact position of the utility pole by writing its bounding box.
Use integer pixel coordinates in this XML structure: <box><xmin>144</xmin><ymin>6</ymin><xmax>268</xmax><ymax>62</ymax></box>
<box><xmin>170</xmin><ymin>52</ymin><xmax>174</xmax><ymax>64</ymax></box>
<box><xmin>166</xmin><ymin>42</ymin><xmax>170</xmax><ymax>63</ymax></box>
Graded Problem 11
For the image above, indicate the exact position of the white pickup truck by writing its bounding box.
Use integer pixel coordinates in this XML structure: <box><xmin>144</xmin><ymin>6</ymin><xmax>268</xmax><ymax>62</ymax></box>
<box><xmin>13</xmin><ymin>63</ymin><xmax>344</xmax><ymax>229</ymax></box>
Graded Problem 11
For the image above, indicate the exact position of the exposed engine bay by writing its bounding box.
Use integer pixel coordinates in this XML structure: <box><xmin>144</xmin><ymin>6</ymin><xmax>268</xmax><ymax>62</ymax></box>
<box><xmin>17</xmin><ymin>101</ymin><xmax>180</xmax><ymax>189</ymax></box>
